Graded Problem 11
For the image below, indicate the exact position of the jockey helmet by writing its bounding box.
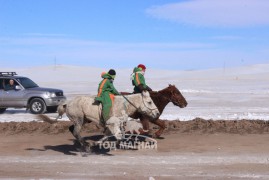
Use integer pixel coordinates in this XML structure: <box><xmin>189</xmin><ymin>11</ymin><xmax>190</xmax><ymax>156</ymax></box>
<box><xmin>108</xmin><ymin>69</ymin><xmax>116</xmax><ymax>75</ymax></box>
<box><xmin>138</xmin><ymin>64</ymin><xmax>146</xmax><ymax>71</ymax></box>
<box><xmin>108</xmin><ymin>69</ymin><xmax>116</xmax><ymax>79</ymax></box>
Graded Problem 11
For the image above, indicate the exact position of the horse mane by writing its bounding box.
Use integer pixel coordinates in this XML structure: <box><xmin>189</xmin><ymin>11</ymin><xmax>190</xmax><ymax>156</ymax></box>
<box><xmin>120</xmin><ymin>85</ymin><xmax>177</xmax><ymax>99</ymax></box>
<box><xmin>153</xmin><ymin>84</ymin><xmax>177</xmax><ymax>96</ymax></box>
<box><xmin>120</xmin><ymin>92</ymin><xmax>133</xmax><ymax>95</ymax></box>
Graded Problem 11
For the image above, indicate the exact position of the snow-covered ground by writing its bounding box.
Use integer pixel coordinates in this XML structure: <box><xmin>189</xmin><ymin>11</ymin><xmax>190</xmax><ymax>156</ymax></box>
<box><xmin>1</xmin><ymin>64</ymin><xmax>269</xmax><ymax>122</ymax></box>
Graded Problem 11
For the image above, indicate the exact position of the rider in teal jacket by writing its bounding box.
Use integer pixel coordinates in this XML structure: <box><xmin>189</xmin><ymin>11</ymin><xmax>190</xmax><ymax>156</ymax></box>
<box><xmin>131</xmin><ymin>64</ymin><xmax>152</xmax><ymax>93</ymax></box>
<box><xmin>95</xmin><ymin>69</ymin><xmax>120</xmax><ymax>123</ymax></box>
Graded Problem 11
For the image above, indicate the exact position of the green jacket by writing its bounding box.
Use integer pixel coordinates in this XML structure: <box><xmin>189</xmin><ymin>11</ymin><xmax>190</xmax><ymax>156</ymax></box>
<box><xmin>132</xmin><ymin>67</ymin><xmax>151</xmax><ymax>93</ymax></box>
<box><xmin>95</xmin><ymin>73</ymin><xmax>119</xmax><ymax>103</ymax></box>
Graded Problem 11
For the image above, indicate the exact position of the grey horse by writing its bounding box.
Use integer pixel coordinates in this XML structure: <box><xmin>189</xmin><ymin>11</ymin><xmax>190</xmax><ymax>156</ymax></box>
<box><xmin>39</xmin><ymin>91</ymin><xmax>159</xmax><ymax>152</ymax></box>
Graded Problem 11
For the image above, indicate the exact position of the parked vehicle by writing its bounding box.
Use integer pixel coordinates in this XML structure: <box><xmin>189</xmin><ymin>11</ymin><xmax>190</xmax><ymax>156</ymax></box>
<box><xmin>0</xmin><ymin>72</ymin><xmax>66</xmax><ymax>114</ymax></box>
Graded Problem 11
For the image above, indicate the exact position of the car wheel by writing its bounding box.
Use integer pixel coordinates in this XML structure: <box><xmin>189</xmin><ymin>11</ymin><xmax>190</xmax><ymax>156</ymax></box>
<box><xmin>29</xmin><ymin>98</ymin><xmax>46</xmax><ymax>114</ymax></box>
<box><xmin>47</xmin><ymin>106</ymin><xmax>58</xmax><ymax>113</ymax></box>
<box><xmin>0</xmin><ymin>108</ymin><xmax>6</xmax><ymax>114</ymax></box>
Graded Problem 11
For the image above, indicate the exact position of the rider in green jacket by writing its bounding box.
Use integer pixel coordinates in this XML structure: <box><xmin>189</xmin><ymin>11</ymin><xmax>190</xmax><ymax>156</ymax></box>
<box><xmin>95</xmin><ymin>69</ymin><xmax>120</xmax><ymax>123</ymax></box>
<box><xmin>131</xmin><ymin>64</ymin><xmax>152</xmax><ymax>93</ymax></box>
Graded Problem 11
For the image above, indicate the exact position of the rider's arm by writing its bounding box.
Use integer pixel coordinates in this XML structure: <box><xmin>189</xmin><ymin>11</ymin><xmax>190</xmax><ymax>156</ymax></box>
<box><xmin>109</xmin><ymin>81</ymin><xmax>120</xmax><ymax>95</ymax></box>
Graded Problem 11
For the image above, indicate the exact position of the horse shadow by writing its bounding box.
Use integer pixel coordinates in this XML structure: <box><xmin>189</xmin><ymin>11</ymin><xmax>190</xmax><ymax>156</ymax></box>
<box><xmin>25</xmin><ymin>134</ymin><xmax>114</xmax><ymax>156</ymax></box>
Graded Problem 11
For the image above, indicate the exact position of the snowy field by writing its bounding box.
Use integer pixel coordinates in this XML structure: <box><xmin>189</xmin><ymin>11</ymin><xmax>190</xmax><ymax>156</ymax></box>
<box><xmin>1</xmin><ymin>64</ymin><xmax>269</xmax><ymax>122</ymax></box>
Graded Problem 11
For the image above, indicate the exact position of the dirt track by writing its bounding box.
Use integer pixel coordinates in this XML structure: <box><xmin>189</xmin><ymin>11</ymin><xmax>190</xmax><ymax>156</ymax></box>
<box><xmin>1</xmin><ymin>119</ymin><xmax>269</xmax><ymax>179</ymax></box>
<box><xmin>1</xmin><ymin>118</ymin><xmax>269</xmax><ymax>135</ymax></box>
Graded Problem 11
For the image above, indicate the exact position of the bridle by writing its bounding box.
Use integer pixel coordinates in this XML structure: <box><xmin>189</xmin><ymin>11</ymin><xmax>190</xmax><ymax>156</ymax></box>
<box><xmin>141</xmin><ymin>93</ymin><xmax>159</xmax><ymax>111</ymax></box>
<box><xmin>157</xmin><ymin>89</ymin><xmax>181</xmax><ymax>106</ymax></box>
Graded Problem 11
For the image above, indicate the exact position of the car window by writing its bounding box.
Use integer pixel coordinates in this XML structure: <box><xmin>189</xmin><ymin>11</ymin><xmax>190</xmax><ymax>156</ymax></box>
<box><xmin>3</xmin><ymin>78</ymin><xmax>18</xmax><ymax>91</ymax></box>
<box><xmin>0</xmin><ymin>79</ymin><xmax>3</xmax><ymax>90</ymax></box>
<box><xmin>15</xmin><ymin>77</ymin><xmax>38</xmax><ymax>89</ymax></box>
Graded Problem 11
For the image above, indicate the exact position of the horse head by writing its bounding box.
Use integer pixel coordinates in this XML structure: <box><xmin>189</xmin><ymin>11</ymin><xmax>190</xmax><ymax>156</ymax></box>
<box><xmin>166</xmin><ymin>84</ymin><xmax>188</xmax><ymax>108</ymax></box>
<box><xmin>139</xmin><ymin>91</ymin><xmax>160</xmax><ymax>119</ymax></box>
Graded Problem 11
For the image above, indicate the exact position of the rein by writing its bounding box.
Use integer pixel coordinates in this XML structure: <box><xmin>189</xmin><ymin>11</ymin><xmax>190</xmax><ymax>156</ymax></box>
<box><xmin>120</xmin><ymin>93</ymin><xmax>158</xmax><ymax>112</ymax></box>
<box><xmin>120</xmin><ymin>94</ymin><xmax>139</xmax><ymax>110</ymax></box>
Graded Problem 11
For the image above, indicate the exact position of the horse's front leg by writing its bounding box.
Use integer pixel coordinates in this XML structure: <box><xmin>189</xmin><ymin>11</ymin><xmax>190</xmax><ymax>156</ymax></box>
<box><xmin>151</xmin><ymin>119</ymin><xmax>166</xmax><ymax>138</ymax></box>
<box><xmin>139</xmin><ymin>117</ymin><xmax>150</xmax><ymax>135</ymax></box>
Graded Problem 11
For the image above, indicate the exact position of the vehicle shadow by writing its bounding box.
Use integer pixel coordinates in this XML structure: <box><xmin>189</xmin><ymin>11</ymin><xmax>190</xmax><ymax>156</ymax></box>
<box><xmin>3</xmin><ymin>109</ymin><xmax>28</xmax><ymax>114</ymax></box>
<box><xmin>2</xmin><ymin>109</ymin><xmax>58</xmax><ymax>115</ymax></box>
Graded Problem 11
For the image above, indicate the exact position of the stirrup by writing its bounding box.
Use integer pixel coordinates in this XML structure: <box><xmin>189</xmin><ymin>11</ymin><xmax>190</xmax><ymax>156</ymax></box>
<box><xmin>100</xmin><ymin>119</ymin><xmax>106</xmax><ymax>126</ymax></box>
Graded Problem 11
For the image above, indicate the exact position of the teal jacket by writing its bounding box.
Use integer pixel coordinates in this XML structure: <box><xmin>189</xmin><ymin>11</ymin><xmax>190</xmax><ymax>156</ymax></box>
<box><xmin>132</xmin><ymin>67</ymin><xmax>151</xmax><ymax>93</ymax></box>
<box><xmin>5</xmin><ymin>84</ymin><xmax>15</xmax><ymax>91</ymax></box>
<box><xmin>95</xmin><ymin>73</ymin><xmax>119</xmax><ymax>103</ymax></box>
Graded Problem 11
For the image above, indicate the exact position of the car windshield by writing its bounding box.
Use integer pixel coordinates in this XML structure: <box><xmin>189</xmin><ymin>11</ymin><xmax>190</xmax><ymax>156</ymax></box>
<box><xmin>16</xmin><ymin>77</ymin><xmax>39</xmax><ymax>89</ymax></box>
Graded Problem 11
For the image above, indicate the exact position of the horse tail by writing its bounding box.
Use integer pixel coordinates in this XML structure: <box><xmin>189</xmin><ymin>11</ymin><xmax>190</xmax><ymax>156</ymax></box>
<box><xmin>38</xmin><ymin>114</ymin><xmax>58</xmax><ymax>124</ymax></box>
<box><xmin>57</xmin><ymin>103</ymin><xmax>66</xmax><ymax>119</ymax></box>
<box><xmin>37</xmin><ymin>104</ymin><xmax>67</xmax><ymax>124</ymax></box>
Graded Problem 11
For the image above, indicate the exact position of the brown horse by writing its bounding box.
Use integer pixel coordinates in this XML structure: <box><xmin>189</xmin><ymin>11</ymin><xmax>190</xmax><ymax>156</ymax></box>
<box><xmin>123</xmin><ymin>84</ymin><xmax>187</xmax><ymax>137</ymax></box>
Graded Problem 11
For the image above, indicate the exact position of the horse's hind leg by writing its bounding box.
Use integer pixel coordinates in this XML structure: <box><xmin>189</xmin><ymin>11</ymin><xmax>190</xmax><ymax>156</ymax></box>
<box><xmin>69</xmin><ymin>122</ymin><xmax>91</xmax><ymax>152</ymax></box>
<box><xmin>151</xmin><ymin>119</ymin><xmax>166</xmax><ymax>138</ymax></box>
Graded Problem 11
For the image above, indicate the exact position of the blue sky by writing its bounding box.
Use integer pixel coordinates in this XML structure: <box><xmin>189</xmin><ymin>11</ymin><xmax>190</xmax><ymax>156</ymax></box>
<box><xmin>1</xmin><ymin>0</ymin><xmax>269</xmax><ymax>70</ymax></box>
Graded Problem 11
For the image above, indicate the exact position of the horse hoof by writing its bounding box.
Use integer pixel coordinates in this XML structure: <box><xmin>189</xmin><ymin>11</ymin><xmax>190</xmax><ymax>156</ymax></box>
<box><xmin>84</xmin><ymin>146</ymin><xmax>92</xmax><ymax>153</ymax></box>
<box><xmin>153</xmin><ymin>133</ymin><xmax>161</xmax><ymax>138</ymax></box>
<box><xmin>81</xmin><ymin>153</ymin><xmax>88</xmax><ymax>157</ymax></box>
<box><xmin>139</xmin><ymin>128</ymin><xmax>149</xmax><ymax>136</ymax></box>
<box><xmin>152</xmin><ymin>132</ymin><xmax>165</xmax><ymax>139</ymax></box>
<box><xmin>79</xmin><ymin>146</ymin><xmax>94</xmax><ymax>157</ymax></box>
